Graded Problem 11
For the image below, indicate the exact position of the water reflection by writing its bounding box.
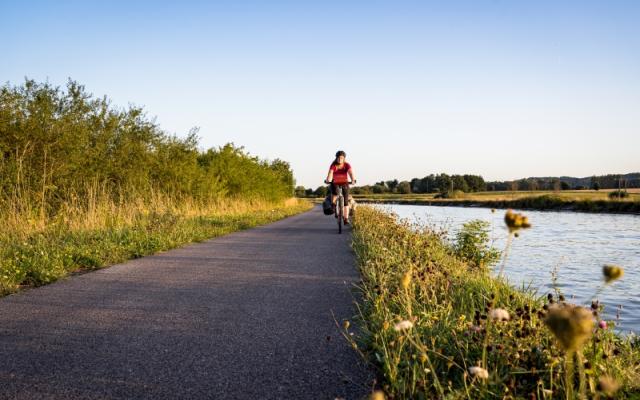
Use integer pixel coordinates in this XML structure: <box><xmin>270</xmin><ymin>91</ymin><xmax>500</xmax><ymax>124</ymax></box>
<box><xmin>384</xmin><ymin>205</ymin><xmax>640</xmax><ymax>334</ymax></box>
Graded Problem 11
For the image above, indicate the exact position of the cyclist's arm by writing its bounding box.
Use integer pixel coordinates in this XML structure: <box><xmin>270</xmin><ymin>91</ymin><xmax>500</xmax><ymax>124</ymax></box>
<box><xmin>348</xmin><ymin>168</ymin><xmax>356</xmax><ymax>184</ymax></box>
<box><xmin>325</xmin><ymin>169</ymin><xmax>334</xmax><ymax>184</ymax></box>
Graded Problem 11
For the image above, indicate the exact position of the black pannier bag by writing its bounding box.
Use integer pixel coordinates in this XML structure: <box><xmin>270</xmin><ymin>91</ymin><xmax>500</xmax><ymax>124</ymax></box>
<box><xmin>322</xmin><ymin>195</ymin><xmax>333</xmax><ymax>215</ymax></box>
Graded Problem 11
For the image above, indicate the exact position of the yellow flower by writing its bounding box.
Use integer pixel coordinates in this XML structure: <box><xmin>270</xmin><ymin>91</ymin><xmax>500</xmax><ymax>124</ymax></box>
<box><xmin>343</xmin><ymin>320</ymin><xmax>350</xmax><ymax>330</ymax></box>
<box><xmin>382</xmin><ymin>321</ymin><xmax>390</xmax><ymax>330</ymax></box>
<box><xmin>603</xmin><ymin>265</ymin><xmax>624</xmax><ymax>283</ymax></box>
<box><xmin>400</xmin><ymin>270</ymin><xmax>411</xmax><ymax>290</ymax></box>
<box><xmin>419</xmin><ymin>353</ymin><xmax>428</xmax><ymax>363</ymax></box>
<box><xmin>545</xmin><ymin>304</ymin><xmax>594</xmax><ymax>352</ymax></box>
<box><xmin>370</xmin><ymin>391</ymin><xmax>386</xmax><ymax>400</ymax></box>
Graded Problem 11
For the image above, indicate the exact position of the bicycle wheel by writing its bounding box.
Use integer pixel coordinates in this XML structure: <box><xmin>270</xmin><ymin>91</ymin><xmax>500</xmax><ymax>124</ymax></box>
<box><xmin>337</xmin><ymin>194</ymin><xmax>343</xmax><ymax>234</ymax></box>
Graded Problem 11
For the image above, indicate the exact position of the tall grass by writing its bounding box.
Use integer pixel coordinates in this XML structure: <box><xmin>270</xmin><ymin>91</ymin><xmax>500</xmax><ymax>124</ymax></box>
<box><xmin>348</xmin><ymin>206</ymin><xmax>640</xmax><ymax>399</ymax></box>
<box><xmin>0</xmin><ymin>194</ymin><xmax>311</xmax><ymax>295</ymax></box>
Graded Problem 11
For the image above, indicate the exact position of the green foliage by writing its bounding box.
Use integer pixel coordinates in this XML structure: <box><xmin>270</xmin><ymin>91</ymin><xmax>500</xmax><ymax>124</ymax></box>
<box><xmin>609</xmin><ymin>190</ymin><xmax>630</xmax><ymax>199</ymax></box>
<box><xmin>0</xmin><ymin>79</ymin><xmax>294</xmax><ymax>217</ymax></box>
<box><xmin>453</xmin><ymin>220</ymin><xmax>501</xmax><ymax>269</ymax></box>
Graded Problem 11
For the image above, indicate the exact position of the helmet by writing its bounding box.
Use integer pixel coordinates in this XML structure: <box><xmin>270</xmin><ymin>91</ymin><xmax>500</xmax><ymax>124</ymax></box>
<box><xmin>335</xmin><ymin>150</ymin><xmax>346</xmax><ymax>158</ymax></box>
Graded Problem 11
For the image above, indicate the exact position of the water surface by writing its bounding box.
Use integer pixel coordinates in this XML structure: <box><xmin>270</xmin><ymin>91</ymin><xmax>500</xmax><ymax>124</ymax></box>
<box><xmin>383</xmin><ymin>205</ymin><xmax>640</xmax><ymax>334</ymax></box>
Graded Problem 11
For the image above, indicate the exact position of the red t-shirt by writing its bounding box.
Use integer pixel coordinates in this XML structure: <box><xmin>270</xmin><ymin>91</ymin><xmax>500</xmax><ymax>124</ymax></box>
<box><xmin>330</xmin><ymin>162</ymin><xmax>352</xmax><ymax>184</ymax></box>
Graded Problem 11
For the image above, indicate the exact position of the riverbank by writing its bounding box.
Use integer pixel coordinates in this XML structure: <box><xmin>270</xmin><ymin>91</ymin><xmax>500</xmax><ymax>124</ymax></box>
<box><xmin>354</xmin><ymin>194</ymin><xmax>640</xmax><ymax>214</ymax></box>
<box><xmin>0</xmin><ymin>199</ymin><xmax>312</xmax><ymax>297</ymax></box>
<box><xmin>348</xmin><ymin>206</ymin><xmax>640</xmax><ymax>398</ymax></box>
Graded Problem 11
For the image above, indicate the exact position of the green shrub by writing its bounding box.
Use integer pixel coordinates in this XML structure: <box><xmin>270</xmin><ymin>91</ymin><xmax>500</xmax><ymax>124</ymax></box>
<box><xmin>608</xmin><ymin>190</ymin><xmax>630</xmax><ymax>199</ymax></box>
<box><xmin>453</xmin><ymin>219</ymin><xmax>501</xmax><ymax>269</ymax></box>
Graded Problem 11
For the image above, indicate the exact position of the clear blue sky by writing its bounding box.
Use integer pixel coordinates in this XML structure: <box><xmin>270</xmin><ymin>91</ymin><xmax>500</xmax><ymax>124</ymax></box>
<box><xmin>2</xmin><ymin>1</ymin><xmax>639</xmax><ymax>188</ymax></box>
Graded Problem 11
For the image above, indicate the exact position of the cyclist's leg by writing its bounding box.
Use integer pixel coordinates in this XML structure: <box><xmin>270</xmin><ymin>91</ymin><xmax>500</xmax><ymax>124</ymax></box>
<box><xmin>330</xmin><ymin>183</ymin><xmax>338</xmax><ymax>211</ymax></box>
<box><xmin>342</xmin><ymin>184</ymin><xmax>350</xmax><ymax>221</ymax></box>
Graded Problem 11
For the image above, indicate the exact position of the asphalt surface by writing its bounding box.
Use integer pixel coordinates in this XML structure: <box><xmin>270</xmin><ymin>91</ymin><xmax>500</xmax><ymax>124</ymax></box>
<box><xmin>0</xmin><ymin>206</ymin><xmax>373</xmax><ymax>399</ymax></box>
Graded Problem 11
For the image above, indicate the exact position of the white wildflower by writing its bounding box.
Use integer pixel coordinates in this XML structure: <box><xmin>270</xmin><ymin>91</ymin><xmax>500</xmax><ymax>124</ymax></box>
<box><xmin>393</xmin><ymin>320</ymin><xmax>414</xmax><ymax>331</ymax></box>
<box><xmin>468</xmin><ymin>366</ymin><xmax>489</xmax><ymax>379</ymax></box>
<box><xmin>488</xmin><ymin>308</ymin><xmax>510</xmax><ymax>322</ymax></box>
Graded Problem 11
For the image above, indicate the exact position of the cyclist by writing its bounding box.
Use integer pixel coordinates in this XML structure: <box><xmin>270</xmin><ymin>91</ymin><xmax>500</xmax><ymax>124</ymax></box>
<box><xmin>324</xmin><ymin>150</ymin><xmax>356</xmax><ymax>225</ymax></box>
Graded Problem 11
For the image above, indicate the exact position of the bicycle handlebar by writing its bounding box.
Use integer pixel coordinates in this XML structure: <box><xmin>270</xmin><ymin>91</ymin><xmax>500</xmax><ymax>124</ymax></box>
<box><xmin>325</xmin><ymin>180</ymin><xmax>357</xmax><ymax>184</ymax></box>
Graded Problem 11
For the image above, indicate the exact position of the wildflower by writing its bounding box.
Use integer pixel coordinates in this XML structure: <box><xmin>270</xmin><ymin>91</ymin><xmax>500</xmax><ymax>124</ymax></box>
<box><xmin>393</xmin><ymin>320</ymin><xmax>414</xmax><ymax>331</ymax></box>
<box><xmin>370</xmin><ymin>391</ymin><xmax>385</xmax><ymax>400</ymax></box>
<box><xmin>400</xmin><ymin>270</ymin><xmax>411</xmax><ymax>290</ymax></box>
<box><xmin>469</xmin><ymin>325</ymin><xmax>482</xmax><ymax>333</ymax></box>
<box><xmin>597</xmin><ymin>376</ymin><xmax>620</xmax><ymax>396</ymax></box>
<box><xmin>419</xmin><ymin>353</ymin><xmax>428</xmax><ymax>363</ymax></box>
<box><xmin>603</xmin><ymin>265</ymin><xmax>624</xmax><ymax>283</ymax></box>
<box><xmin>545</xmin><ymin>304</ymin><xmax>594</xmax><ymax>352</ymax></box>
<box><xmin>382</xmin><ymin>321</ymin><xmax>390</xmax><ymax>330</ymax></box>
<box><xmin>599</xmin><ymin>320</ymin><xmax>608</xmax><ymax>329</ymax></box>
<box><xmin>504</xmin><ymin>209</ymin><xmax>531</xmax><ymax>232</ymax></box>
<box><xmin>488</xmin><ymin>308</ymin><xmax>510</xmax><ymax>322</ymax></box>
<box><xmin>343</xmin><ymin>320</ymin><xmax>350</xmax><ymax>330</ymax></box>
<box><xmin>468</xmin><ymin>366</ymin><xmax>489</xmax><ymax>379</ymax></box>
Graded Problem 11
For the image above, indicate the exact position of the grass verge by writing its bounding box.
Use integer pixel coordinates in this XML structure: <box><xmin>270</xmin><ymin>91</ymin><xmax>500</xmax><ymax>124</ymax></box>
<box><xmin>348</xmin><ymin>206</ymin><xmax>640</xmax><ymax>399</ymax></box>
<box><xmin>0</xmin><ymin>198</ymin><xmax>312</xmax><ymax>296</ymax></box>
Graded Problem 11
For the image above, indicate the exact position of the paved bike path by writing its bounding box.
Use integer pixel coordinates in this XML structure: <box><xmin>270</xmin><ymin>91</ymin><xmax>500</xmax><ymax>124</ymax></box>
<box><xmin>0</xmin><ymin>206</ymin><xmax>372</xmax><ymax>399</ymax></box>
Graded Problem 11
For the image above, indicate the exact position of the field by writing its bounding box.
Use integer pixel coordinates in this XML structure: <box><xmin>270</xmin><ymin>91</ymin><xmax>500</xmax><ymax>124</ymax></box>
<box><xmin>343</xmin><ymin>190</ymin><xmax>640</xmax><ymax>214</ymax></box>
<box><xmin>351</xmin><ymin>189</ymin><xmax>640</xmax><ymax>202</ymax></box>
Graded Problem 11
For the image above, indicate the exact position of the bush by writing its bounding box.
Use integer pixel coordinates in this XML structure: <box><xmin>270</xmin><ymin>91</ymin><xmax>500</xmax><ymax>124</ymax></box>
<box><xmin>453</xmin><ymin>220</ymin><xmax>501</xmax><ymax>269</ymax></box>
<box><xmin>435</xmin><ymin>190</ymin><xmax>466</xmax><ymax>199</ymax></box>
<box><xmin>609</xmin><ymin>190</ymin><xmax>630</xmax><ymax>199</ymax></box>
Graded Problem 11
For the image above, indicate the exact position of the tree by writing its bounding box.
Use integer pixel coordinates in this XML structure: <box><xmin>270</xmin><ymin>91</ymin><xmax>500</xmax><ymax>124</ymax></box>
<box><xmin>372</xmin><ymin>184</ymin><xmax>386</xmax><ymax>194</ymax></box>
<box><xmin>397</xmin><ymin>181</ymin><xmax>412</xmax><ymax>194</ymax></box>
<box><xmin>294</xmin><ymin>186</ymin><xmax>307</xmax><ymax>197</ymax></box>
<box><xmin>314</xmin><ymin>186</ymin><xmax>328</xmax><ymax>197</ymax></box>
<box><xmin>386</xmin><ymin>179</ymin><xmax>399</xmax><ymax>192</ymax></box>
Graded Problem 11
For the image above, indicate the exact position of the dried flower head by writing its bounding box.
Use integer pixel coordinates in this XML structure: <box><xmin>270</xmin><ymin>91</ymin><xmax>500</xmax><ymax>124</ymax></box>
<box><xmin>343</xmin><ymin>320</ymin><xmax>350</xmax><ymax>330</ymax></box>
<box><xmin>603</xmin><ymin>265</ymin><xmax>624</xmax><ymax>283</ymax></box>
<box><xmin>597</xmin><ymin>376</ymin><xmax>620</xmax><ymax>396</ymax></box>
<box><xmin>504</xmin><ymin>209</ymin><xmax>532</xmax><ymax>232</ymax></box>
<box><xmin>468</xmin><ymin>366</ymin><xmax>489</xmax><ymax>379</ymax></box>
<box><xmin>393</xmin><ymin>320</ymin><xmax>414</xmax><ymax>332</ymax></box>
<box><xmin>488</xmin><ymin>308</ymin><xmax>510</xmax><ymax>322</ymax></box>
<box><xmin>545</xmin><ymin>304</ymin><xmax>594</xmax><ymax>351</ymax></box>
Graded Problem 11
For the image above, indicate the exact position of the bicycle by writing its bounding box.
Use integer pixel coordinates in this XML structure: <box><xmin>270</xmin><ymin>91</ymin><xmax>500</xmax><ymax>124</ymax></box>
<box><xmin>325</xmin><ymin>180</ymin><xmax>350</xmax><ymax>234</ymax></box>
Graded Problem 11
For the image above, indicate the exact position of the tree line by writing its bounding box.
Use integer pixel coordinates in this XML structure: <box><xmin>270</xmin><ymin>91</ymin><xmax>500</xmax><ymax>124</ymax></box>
<box><xmin>486</xmin><ymin>173</ymin><xmax>640</xmax><ymax>191</ymax></box>
<box><xmin>295</xmin><ymin>173</ymin><xmax>486</xmax><ymax>197</ymax></box>
<box><xmin>295</xmin><ymin>172</ymin><xmax>640</xmax><ymax>197</ymax></box>
<box><xmin>0</xmin><ymin>79</ymin><xmax>295</xmax><ymax>217</ymax></box>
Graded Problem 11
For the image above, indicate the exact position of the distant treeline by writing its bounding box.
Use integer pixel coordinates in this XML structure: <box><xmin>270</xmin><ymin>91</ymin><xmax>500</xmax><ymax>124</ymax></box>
<box><xmin>0</xmin><ymin>79</ymin><xmax>294</xmax><ymax>216</ymax></box>
<box><xmin>296</xmin><ymin>173</ymin><xmax>486</xmax><ymax>197</ymax></box>
<box><xmin>486</xmin><ymin>173</ymin><xmax>640</xmax><ymax>191</ymax></box>
<box><xmin>295</xmin><ymin>172</ymin><xmax>639</xmax><ymax>197</ymax></box>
